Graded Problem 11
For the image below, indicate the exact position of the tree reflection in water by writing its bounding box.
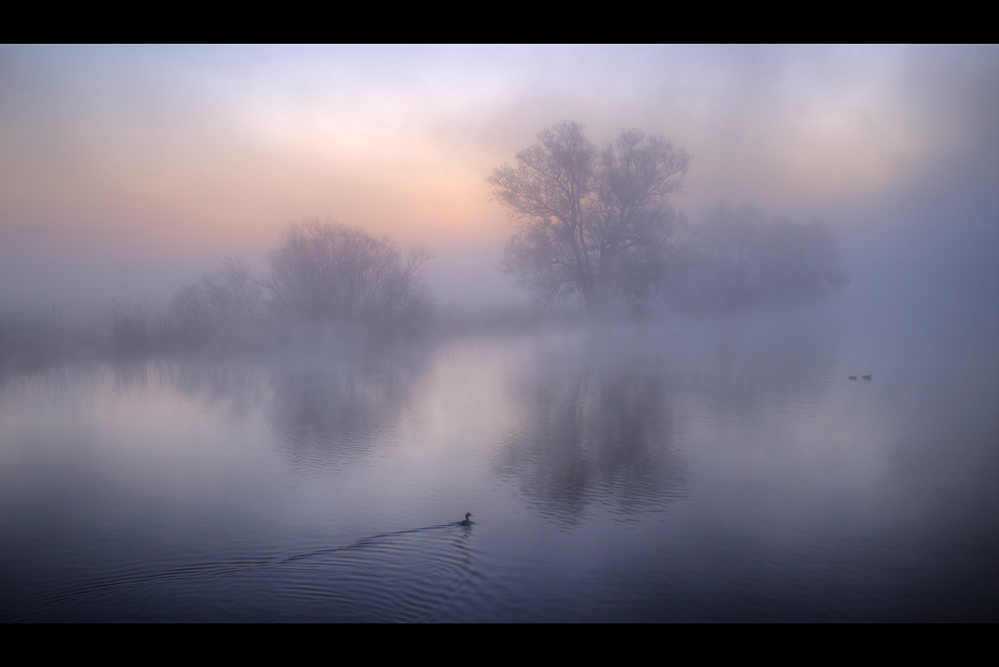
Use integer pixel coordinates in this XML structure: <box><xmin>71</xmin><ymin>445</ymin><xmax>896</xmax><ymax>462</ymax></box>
<box><xmin>154</xmin><ymin>338</ymin><xmax>435</xmax><ymax>474</ymax></box>
<box><xmin>269</xmin><ymin>341</ymin><xmax>432</xmax><ymax>473</ymax></box>
<box><xmin>498</xmin><ymin>328</ymin><xmax>687</xmax><ymax>525</ymax></box>
<box><xmin>497</xmin><ymin>317</ymin><xmax>841</xmax><ymax>525</ymax></box>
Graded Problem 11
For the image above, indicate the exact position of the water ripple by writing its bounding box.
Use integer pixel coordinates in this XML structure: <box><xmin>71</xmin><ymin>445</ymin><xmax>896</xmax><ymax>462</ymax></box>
<box><xmin>8</xmin><ymin>523</ymin><xmax>479</xmax><ymax>622</ymax></box>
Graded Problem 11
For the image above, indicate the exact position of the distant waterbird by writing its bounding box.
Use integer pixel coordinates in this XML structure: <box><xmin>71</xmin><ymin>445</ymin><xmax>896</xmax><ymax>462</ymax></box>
<box><xmin>459</xmin><ymin>513</ymin><xmax>473</xmax><ymax>526</ymax></box>
<box><xmin>849</xmin><ymin>376</ymin><xmax>857</xmax><ymax>380</ymax></box>
<box><xmin>862</xmin><ymin>375</ymin><xmax>872</xmax><ymax>380</ymax></box>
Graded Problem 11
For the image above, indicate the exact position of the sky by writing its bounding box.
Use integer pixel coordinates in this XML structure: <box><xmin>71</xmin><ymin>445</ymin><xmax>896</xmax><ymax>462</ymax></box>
<box><xmin>1</xmin><ymin>44</ymin><xmax>996</xmax><ymax>314</ymax></box>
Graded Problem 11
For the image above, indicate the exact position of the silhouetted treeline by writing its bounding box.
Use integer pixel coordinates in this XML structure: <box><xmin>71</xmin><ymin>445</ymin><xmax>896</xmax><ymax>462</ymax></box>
<box><xmin>670</xmin><ymin>202</ymin><xmax>848</xmax><ymax>313</ymax></box>
<box><xmin>490</xmin><ymin>123</ymin><xmax>847</xmax><ymax>317</ymax></box>
<box><xmin>167</xmin><ymin>219</ymin><xmax>435</xmax><ymax>351</ymax></box>
<box><xmin>0</xmin><ymin>220</ymin><xmax>436</xmax><ymax>372</ymax></box>
<box><xmin>1</xmin><ymin>189</ymin><xmax>849</xmax><ymax>373</ymax></box>
<box><xmin>263</xmin><ymin>220</ymin><xmax>434</xmax><ymax>328</ymax></box>
<box><xmin>0</xmin><ymin>301</ymin><xmax>164</xmax><ymax>372</ymax></box>
<box><xmin>169</xmin><ymin>257</ymin><xmax>265</xmax><ymax>349</ymax></box>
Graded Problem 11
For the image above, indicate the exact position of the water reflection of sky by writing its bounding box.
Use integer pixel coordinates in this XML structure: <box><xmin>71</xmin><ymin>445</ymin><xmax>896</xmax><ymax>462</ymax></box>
<box><xmin>1</xmin><ymin>318</ymin><xmax>996</xmax><ymax>621</ymax></box>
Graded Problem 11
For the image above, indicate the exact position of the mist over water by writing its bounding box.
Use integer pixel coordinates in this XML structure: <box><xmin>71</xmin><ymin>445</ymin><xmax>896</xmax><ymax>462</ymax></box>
<box><xmin>1</xmin><ymin>45</ymin><xmax>996</xmax><ymax>621</ymax></box>
<box><xmin>1</xmin><ymin>308</ymin><xmax>995</xmax><ymax>621</ymax></box>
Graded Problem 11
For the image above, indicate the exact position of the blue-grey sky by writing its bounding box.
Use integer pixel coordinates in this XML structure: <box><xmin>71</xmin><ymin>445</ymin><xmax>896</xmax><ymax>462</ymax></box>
<box><xmin>1</xmin><ymin>45</ymin><xmax>996</xmax><ymax>308</ymax></box>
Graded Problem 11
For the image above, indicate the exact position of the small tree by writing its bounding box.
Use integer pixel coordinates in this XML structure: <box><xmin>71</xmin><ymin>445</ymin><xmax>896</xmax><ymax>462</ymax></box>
<box><xmin>678</xmin><ymin>202</ymin><xmax>848</xmax><ymax>311</ymax></box>
<box><xmin>755</xmin><ymin>217</ymin><xmax>849</xmax><ymax>308</ymax></box>
<box><xmin>489</xmin><ymin>122</ymin><xmax>690</xmax><ymax>314</ymax></box>
<box><xmin>169</xmin><ymin>257</ymin><xmax>264</xmax><ymax>346</ymax></box>
<box><xmin>265</xmin><ymin>219</ymin><xmax>434</xmax><ymax>328</ymax></box>
<box><xmin>687</xmin><ymin>202</ymin><xmax>768</xmax><ymax>310</ymax></box>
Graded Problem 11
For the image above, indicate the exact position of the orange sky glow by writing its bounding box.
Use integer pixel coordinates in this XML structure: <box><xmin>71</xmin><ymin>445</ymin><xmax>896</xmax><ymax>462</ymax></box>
<box><xmin>1</xmin><ymin>45</ymin><xmax>996</xmax><ymax>306</ymax></box>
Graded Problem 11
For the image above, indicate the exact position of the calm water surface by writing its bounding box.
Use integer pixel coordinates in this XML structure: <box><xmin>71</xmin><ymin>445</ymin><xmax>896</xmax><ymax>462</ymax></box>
<box><xmin>2</xmin><ymin>318</ymin><xmax>996</xmax><ymax>621</ymax></box>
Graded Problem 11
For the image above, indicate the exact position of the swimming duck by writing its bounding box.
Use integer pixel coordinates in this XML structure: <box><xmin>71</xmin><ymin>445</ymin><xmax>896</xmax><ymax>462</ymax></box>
<box><xmin>459</xmin><ymin>513</ymin><xmax>473</xmax><ymax>526</ymax></box>
<box><xmin>862</xmin><ymin>375</ymin><xmax>871</xmax><ymax>380</ymax></box>
<box><xmin>849</xmin><ymin>376</ymin><xmax>857</xmax><ymax>380</ymax></box>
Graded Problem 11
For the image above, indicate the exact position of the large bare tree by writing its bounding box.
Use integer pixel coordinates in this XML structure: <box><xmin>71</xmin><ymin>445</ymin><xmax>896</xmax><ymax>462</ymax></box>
<box><xmin>489</xmin><ymin>122</ymin><xmax>690</xmax><ymax>313</ymax></box>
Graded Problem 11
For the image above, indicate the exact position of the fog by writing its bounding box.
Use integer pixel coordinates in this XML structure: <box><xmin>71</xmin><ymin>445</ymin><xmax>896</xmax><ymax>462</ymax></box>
<box><xmin>1</xmin><ymin>45</ymin><xmax>995</xmax><ymax>321</ymax></box>
<box><xmin>1</xmin><ymin>45</ymin><xmax>996</xmax><ymax>621</ymax></box>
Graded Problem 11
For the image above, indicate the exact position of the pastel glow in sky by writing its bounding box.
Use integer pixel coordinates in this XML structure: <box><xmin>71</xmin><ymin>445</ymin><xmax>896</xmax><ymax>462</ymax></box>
<box><xmin>1</xmin><ymin>45</ymin><xmax>996</xmax><ymax>305</ymax></box>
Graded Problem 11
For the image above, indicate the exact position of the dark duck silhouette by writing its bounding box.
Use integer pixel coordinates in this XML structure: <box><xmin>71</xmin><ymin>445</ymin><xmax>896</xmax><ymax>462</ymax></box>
<box><xmin>459</xmin><ymin>513</ymin><xmax>473</xmax><ymax>526</ymax></box>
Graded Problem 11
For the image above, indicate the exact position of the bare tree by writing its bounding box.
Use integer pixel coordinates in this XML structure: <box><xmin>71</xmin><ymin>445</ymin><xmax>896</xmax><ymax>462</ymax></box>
<box><xmin>755</xmin><ymin>217</ymin><xmax>849</xmax><ymax>308</ymax></box>
<box><xmin>677</xmin><ymin>202</ymin><xmax>849</xmax><ymax>311</ymax></box>
<box><xmin>489</xmin><ymin>122</ymin><xmax>690</xmax><ymax>314</ymax></box>
<box><xmin>688</xmin><ymin>202</ymin><xmax>768</xmax><ymax>309</ymax></box>
<box><xmin>169</xmin><ymin>256</ymin><xmax>265</xmax><ymax>345</ymax></box>
<box><xmin>265</xmin><ymin>219</ymin><xmax>434</xmax><ymax>327</ymax></box>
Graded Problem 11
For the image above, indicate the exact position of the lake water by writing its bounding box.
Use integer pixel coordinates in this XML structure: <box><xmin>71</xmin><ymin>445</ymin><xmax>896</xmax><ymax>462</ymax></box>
<box><xmin>2</xmin><ymin>316</ymin><xmax>997</xmax><ymax>621</ymax></box>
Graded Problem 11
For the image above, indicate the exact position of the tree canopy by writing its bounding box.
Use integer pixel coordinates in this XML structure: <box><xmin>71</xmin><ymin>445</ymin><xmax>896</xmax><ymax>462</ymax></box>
<box><xmin>168</xmin><ymin>257</ymin><xmax>265</xmax><ymax>347</ymax></box>
<box><xmin>674</xmin><ymin>202</ymin><xmax>849</xmax><ymax>312</ymax></box>
<box><xmin>265</xmin><ymin>219</ymin><xmax>434</xmax><ymax>327</ymax></box>
<box><xmin>489</xmin><ymin>122</ymin><xmax>690</xmax><ymax>314</ymax></box>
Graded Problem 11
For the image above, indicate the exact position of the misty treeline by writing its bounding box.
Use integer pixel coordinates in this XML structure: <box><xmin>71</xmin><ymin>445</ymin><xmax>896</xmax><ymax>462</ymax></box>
<box><xmin>491</xmin><ymin>122</ymin><xmax>847</xmax><ymax>315</ymax></box>
<box><xmin>168</xmin><ymin>220</ymin><xmax>434</xmax><ymax>350</ymax></box>
<box><xmin>1</xmin><ymin>122</ymin><xmax>848</xmax><ymax>372</ymax></box>
<box><xmin>0</xmin><ymin>220</ymin><xmax>435</xmax><ymax>371</ymax></box>
<box><xmin>672</xmin><ymin>202</ymin><xmax>848</xmax><ymax>312</ymax></box>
